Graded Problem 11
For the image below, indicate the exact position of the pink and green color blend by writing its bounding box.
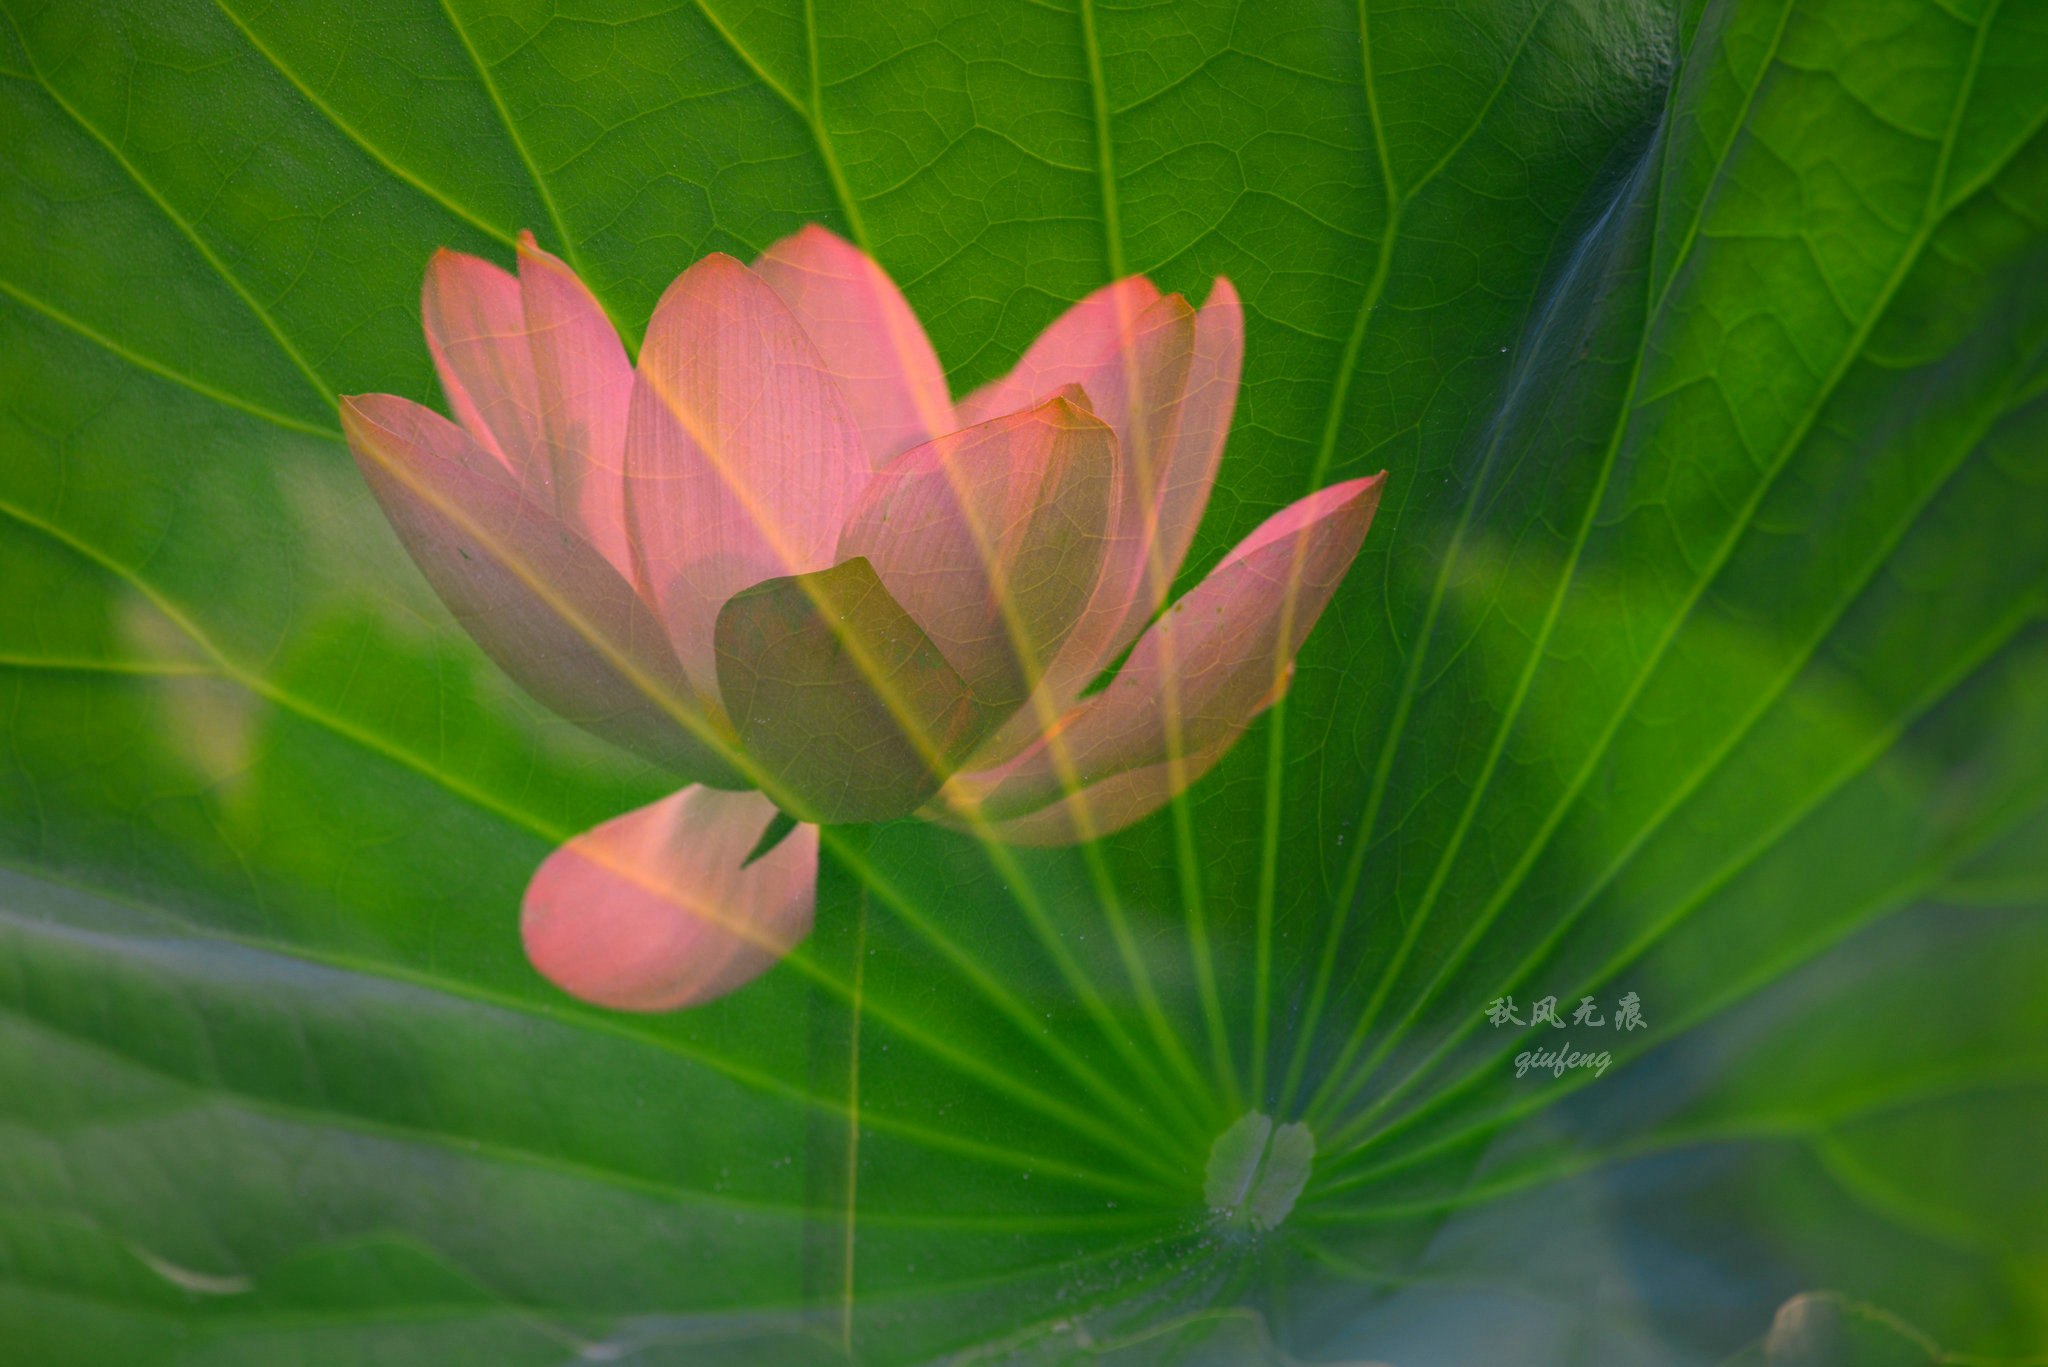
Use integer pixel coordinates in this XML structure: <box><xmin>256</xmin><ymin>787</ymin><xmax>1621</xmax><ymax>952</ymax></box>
<box><xmin>341</xmin><ymin>227</ymin><xmax>1383</xmax><ymax>1013</ymax></box>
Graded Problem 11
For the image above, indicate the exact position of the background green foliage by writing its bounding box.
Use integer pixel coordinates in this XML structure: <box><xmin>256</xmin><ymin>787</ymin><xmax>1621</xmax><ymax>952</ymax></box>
<box><xmin>1</xmin><ymin>0</ymin><xmax>2044</xmax><ymax>1361</ymax></box>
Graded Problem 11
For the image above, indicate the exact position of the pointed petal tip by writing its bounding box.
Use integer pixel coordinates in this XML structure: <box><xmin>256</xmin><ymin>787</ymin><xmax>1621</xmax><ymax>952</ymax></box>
<box><xmin>648</xmin><ymin>250</ymin><xmax>760</xmax><ymax>314</ymax></box>
<box><xmin>1339</xmin><ymin>469</ymin><xmax>1389</xmax><ymax>512</ymax></box>
<box><xmin>1331</xmin><ymin>469</ymin><xmax>1387</xmax><ymax>503</ymax></box>
<box><xmin>751</xmin><ymin>223</ymin><xmax>954</xmax><ymax>468</ymax></box>
<box><xmin>339</xmin><ymin>390</ymin><xmax>466</xmax><ymax>440</ymax></box>
<box><xmin>337</xmin><ymin>396</ymin><xmax>384</xmax><ymax>458</ymax></box>
<box><xmin>1218</xmin><ymin>470</ymin><xmax>1387</xmax><ymax>570</ymax></box>
<box><xmin>783</xmin><ymin>222</ymin><xmax>858</xmax><ymax>254</ymax></box>
<box><xmin>629</xmin><ymin>245</ymin><xmax>872</xmax><ymax>695</ymax></box>
<box><xmin>420</xmin><ymin>247</ymin><xmax>468</xmax><ymax>308</ymax></box>
<box><xmin>957</xmin><ymin>466</ymin><xmax>1380</xmax><ymax>828</ymax></box>
<box><xmin>336</xmin><ymin>391</ymin><xmax>425</xmax><ymax>442</ymax></box>
<box><xmin>423</xmin><ymin>244</ymin><xmax>506</xmax><ymax>281</ymax></box>
<box><xmin>693</xmin><ymin>250</ymin><xmax>751</xmax><ymax>275</ymax></box>
<box><xmin>1198</xmin><ymin>276</ymin><xmax>1244</xmax><ymax>351</ymax></box>
<box><xmin>514</xmin><ymin>230</ymin><xmax>580</xmax><ymax>281</ymax></box>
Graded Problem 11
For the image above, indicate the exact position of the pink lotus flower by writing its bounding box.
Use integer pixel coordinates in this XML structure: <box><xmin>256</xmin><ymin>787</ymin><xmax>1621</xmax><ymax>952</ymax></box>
<box><xmin>341</xmin><ymin>227</ymin><xmax>1383</xmax><ymax>1011</ymax></box>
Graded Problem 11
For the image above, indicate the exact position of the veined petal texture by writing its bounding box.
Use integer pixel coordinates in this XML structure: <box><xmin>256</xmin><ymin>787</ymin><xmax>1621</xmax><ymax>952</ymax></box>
<box><xmin>625</xmin><ymin>254</ymin><xmax>873</xmax><ymax>703</ymax></box>
<box><xmin>518</xmin><ymin>233</ymin><xmax>635</xmax><ymax>578</ymax></box>
<box><xmin>837</xmin><ymin>392</ymin><xmax>1118</xmax><ymax>709</ymax></box>
<box><xmin>421</xmin><ymin>247</ymin><xmax>546</xmax><ymax>488</ymax></box>
<box><xmin>1048</xmin><ymin>292</ymin><xmax>1198</xmax><ymax>697</ymax></box>
<box><xmin>755</xmin><ymin>225</ymin><xmax>955</xmax><ymax>469</ymax></box>
<box><xmin>341</xmin><ymin>394</ymin><xmax>736</xmax><ymax>786</ymax></box>
<box><xmin>956</xmin><ymin>277</ymin><xmax>1162</xmax><ymax>428</ymax></box>
<box><xmin>960</xmin><ymin>282</ymin><xmax>1249</xmax><ymax>764</ymax></box>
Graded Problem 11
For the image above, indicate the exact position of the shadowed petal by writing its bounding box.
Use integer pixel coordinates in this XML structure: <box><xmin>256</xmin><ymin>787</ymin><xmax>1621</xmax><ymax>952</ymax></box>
<box><xmin>756</xmin><ymin>225</ymin><xmax>955</xmax><ymax>469</ymax></box>
<box><xmin>716</xmin><ymin>557</ymin><xmax>989</xmax><ymax>824</ymax></box>
<box><xmin>518</xmin><ymin>232</ymin><xmax>635</xmax><ymax>578</ymax></box>
<box><xmin>944</xmin><ymin>473</ymin><xmax>1385</xmax><ymax>829</ymax></box>
<box><xmin>422</xmin><ymin>248</ymin><xmax>545</xmax><ymax>487</ymax></box>
<box><xmin>956</xmin><ymin>277</ymin><xmax>1162</xmax><ymax>426</ymax></box>
<box><xmin>836</xmin><ymin>392</ymin><xmax>1118</xmax><ymax>708</ymax></box>
<box><xmin>342</xmin><ymin>394</ymin><xmax>738</xmax><ymax>785</ymax></box>
<box><xmin>625</xmin><ymin>254</ymin><xmax>873</xmax><ymax>702</ymax></box>
<box><xmin>522</xmin><ymin>787</ymin><xmax>818</xmax><ymax>1011</ymax></box>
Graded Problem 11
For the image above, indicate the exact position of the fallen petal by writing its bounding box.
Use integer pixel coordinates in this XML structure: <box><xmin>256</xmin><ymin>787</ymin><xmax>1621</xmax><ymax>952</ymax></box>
<box><xmin>518</xmin><ymin>232</ymin><xmax>635</xmax><ymax>578</ymax></box>
<box><xmin>625</xmin><ymin>254</ymin><xmax>873</xmax><ymax>702</ymax></box>
<box><xmin>950</xmin><ymin>474</ymin><xmax>1385</xmax><ymax>826</ymax></box>
<box><xmin>522</xmin><ymin>787</ymin><xmax>818</xmax><ymax>1010</ymax></box>
<box><xmin>422</xmin><ymin>247</ymin><xmax>546</xmax><ymax>489</ymax></box>
<box><xmin>342</xmin><ymin>393</ymin><xmax>737</xmax><ymax>785</ymax></box>
<box><xmin>755</xmin><ymin>225</ymin><xmax>955</xmax><ymax>468</ymax></box>
<box><xmin>837</xmin><ymin>392</ymin><xmax>1118</xmax><ymax>709</ymax></box>
<box><xmin>716</xmin><ymin>557</ymin><xmax>990</xmax><ymax>823</ymax></box>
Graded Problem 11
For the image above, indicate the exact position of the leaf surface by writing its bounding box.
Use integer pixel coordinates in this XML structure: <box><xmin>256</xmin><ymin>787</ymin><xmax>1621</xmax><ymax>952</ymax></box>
<box><xmin>1</xmin><ymin>0</ymin><xmax>2045</xmax><ymax>1360</ymax></box>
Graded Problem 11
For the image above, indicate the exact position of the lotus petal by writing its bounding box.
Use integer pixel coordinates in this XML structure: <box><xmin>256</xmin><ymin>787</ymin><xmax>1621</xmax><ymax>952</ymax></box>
<box><xmin>715</xmin><ymin>557</ymin><xmax>989</xmax><ymax>824</ymax></box>
<box><xmin>625</xmin><ymin>254</ymin><xmax>873</xmax><ymax>701</ymax></box>
<box><xmin>1116</xmin><ymin>277</ymin><xmax>1243</xmax><ymax>645</ymax></box>
<box><xmin>342</xmin><ymin>393</ymin><xmax>736</xmax><ymax>784</ymax></box>
<box><xmin>836</xmin><ymin>392</ymin><xmax>1118</xmax><ymax>709</ymax></box>
<box><xmin>755</xmin><ymin>225</ymin><xmax>955</xmax><ymax>468</ymax></box>
<box><xmin>421</xmin><ymin>247</ymin><xmax>545</xmax><ymax>488</ymax></box>
<box><xmin>960</xmin><ymin>294</ymin><xmax>1201</xmax><ymax>766</ymax></box>
<box><xmin>518</xmin><ymin>232</ymin><xmax>635</xmax><ymax>578</ymax></box>
<box><xmin>945</xmin><ymin>474</ymin><xmax>1385</xmax><ymax>828</ymax></box>
<box><xmin>1042</xmin><ymin>292</ymin><xmax>1198</xmax><ymax>685</ymax></box>
<box><xmin>950</xmin><ymin>731</ymin><xmax>1240</xmax><ymax>847</ymax></box>
<box><xmin>956</xmin><ymin>276</ymin><xmax>1162</xmax><ymax>426</ymax></box>
<box><xmin>522</xmin><ymin>787</ymin><xmax>818</xmax><ymax>1011</ymax></box>
<box><xmin>963</xmin><ymin>279</ymin><xmax>1239</xmax><ymax>645</ymax></box>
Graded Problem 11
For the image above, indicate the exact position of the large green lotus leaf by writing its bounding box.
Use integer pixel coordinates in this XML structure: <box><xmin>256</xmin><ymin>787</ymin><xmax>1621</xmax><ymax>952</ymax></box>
<box><xmin>1</xmin><ymin>0</ymin><xmax>2045</xmax><ymax>1361</ymax></box>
